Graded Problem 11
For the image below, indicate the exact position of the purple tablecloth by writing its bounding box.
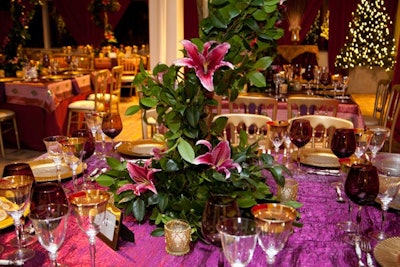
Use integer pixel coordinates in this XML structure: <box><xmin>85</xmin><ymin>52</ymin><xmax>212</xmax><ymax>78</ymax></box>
<box><xmin>1</xmin><ymin>149</ymin><xmax>399</xmax><ymax>266</ymax></box>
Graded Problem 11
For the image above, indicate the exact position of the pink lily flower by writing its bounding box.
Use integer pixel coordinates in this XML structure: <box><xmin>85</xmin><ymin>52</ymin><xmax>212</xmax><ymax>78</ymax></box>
<box><xmin>117</xmin><ymin>160</ymin><xmax>160</xmax><ymax>196</ymax></box>
<box><xmin>174</xmin><ymin>40</ymin><xmax>234</xmax><ymax>92</ymax></box>
<box><xmin>193</xmin><ymin>140</ymin><xmax>241</xmax><ymax>179</ymax></box>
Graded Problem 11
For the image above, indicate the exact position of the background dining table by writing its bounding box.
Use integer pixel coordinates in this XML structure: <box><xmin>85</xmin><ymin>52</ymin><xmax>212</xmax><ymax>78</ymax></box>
<box><xmin>0</xmin><ymin>147</ymin><xmax>399</xmax><ymax>266</ymax></box>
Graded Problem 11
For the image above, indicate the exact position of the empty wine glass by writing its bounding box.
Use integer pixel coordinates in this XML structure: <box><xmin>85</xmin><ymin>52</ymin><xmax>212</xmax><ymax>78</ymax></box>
<box><xmin>313</xmin><ymin>66</ymin><xmax>321</xmax><ymax>92</ymax></box>
<box><xmin>368</xmin><ymin>173</ymin><xmax>400</xmax><ymax>241</ymax></box>
<box><xmin>61</xmin><ymin>137</ymin><xmax>86</xmax><ymax>192</ymax></box>
<box><xmin>273</xmin><ymin>73</ymin><xmax>284</xmax><ymax>100</ymax></box>
<box><xmin>302</xmin><ymin>64</ymin><xmax>314</xmax><ymax>95</ymax></box>
<box><xmin>344</xmin><ymin>164</ymin><xmax>379</xmax><ymax>245</ymax></box>
<box><xmin>217</xmin><ymin>217</ymin><xmax>259</xmax><ymax>267</ymax></box>
<box><xmin>29</xmin><ymin>204</ymin><xmax>69</xmax><ymax>267</ymax></box>
<box><xmin>251</xmin><ymin>203</ymin><xmax>297</xmax><ymax>265</ymax></box>
<box><xmin>339</xmin><ymin>76</ymin><xmax>349</xmax><ymax>102</ymax></box>
<box><xmin>72</xmin><ymin>129</ymin><xmax>96</xmax><ymax>189</ymax></box>
<box><xmin>367</xmin><ymin>127</ymin><xmax>390</xmax><ymax>162</ymax></box>
<box><xmin>3</xmin><ymin>163</ymin><xmax>37</xmax><ymax>247</ymax></box>
<box><xmin>43</xmin><ymin>136</ymin><xmax>69</xmax><ymax>182</ymax></box>
<box><xmin>289</xmin><ymin>119</ymin><xmax>312</xmax><ymax>174</ymax></box>
<box><xmin>85</xmin><ymin>111</ymin><xmax>105</xmax><ymax>159</ymax></box>
<box><xmin>0</xmin><ymin>175</ymin><xmax>35</xmax><ymax>262</ymax></box>
<box><xmin>69</xmin><ymin>189</ymin><xmax>110</xmax><ymax>267</ymax></box>
<box><xmin>320</xmin><ymin>67</ymin><xmax>330</xmax><ymax>95</ymax></box>
<box><xmin>268</xmin><ymin>121</ymin><xmax>289</xmax><ymax>161</ymax></box>
<box><xmin>101</xmin><ymin>112</ymin><xmax>123</xmax><ymax>156</ymax></box>
<box><xmin>354</xmin><ymin>128</ymin><xmax>372</xmax><ymax>162</ymax></box>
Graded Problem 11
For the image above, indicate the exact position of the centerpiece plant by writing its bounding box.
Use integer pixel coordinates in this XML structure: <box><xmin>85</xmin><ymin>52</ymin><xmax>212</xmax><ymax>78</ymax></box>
<box><xmin>96</xmin><ymin>0</ymin><xmax>298</xmax><ymax>241</ymax></box>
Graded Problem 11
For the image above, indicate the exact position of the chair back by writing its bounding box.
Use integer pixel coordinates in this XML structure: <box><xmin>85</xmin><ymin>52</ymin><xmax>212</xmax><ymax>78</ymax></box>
<box><xmin>229</xmin><ymin>94</ymin><xmax>278</xmax><ymax>120</ymax></box>
<box><xmin>141</xmin><ymin>108</ymin><xmax>160</xmax><ymax>139</ymax></box>
<box><xmin>109</xmin><ymin>66</ymin><xmax>123</xmax><ymax>113</ymax></box>
<box><xmin>383</xmin><ymin>84</ymin><xmax>400</xmax><ymax>152</ymax></box>
<box><xmin>372</xmin><ymin>79</ymin><xmax>391</xmax><ymax>125</ymax></box>
<box><xmin>74</xmin><ymin>54</ymin><xmax>94</xmax><ymax>70</ymax></box>
<box><xmin>93</xmin><ymin>69</ymin><xmax>109</xmax><ymax>111</ymax></box>
<box><xmin>289</xmin><ymin>115</ymin><xmax>354</xmax><ymax>148</ymax></box>
<box><xmin>287</xmin><ymin>96</ymin><xmax>339</xmax><ymax>118</ymax></box>
<box><xmin>119</xmin><ymin>57</ymin><xmax>140</xmax><ymax>75</ymax></box>
<box><xmin>213</xmin><ymin>113</ymin><xmax>272</xmax><ymax>146</ymax></box>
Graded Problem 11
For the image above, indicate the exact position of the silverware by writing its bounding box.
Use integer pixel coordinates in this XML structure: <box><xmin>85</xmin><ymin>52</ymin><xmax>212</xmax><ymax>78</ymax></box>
<box><xmin>360</xmin><ymin>239</ymin><xmax>375</xmax><ymax>267</ymax></box>
<box><xmin>307</xmin><ymin>169</ymin><xmax>340</xmax><ymax>176</ymax></box>
<box><xmin>335</xmin><ymin>185</ymin><xmax>345</xmax><ymax>203</ymax></box>
<box><xmin>355</xmin><ymin>238</ymin><xmax>366</xmax><ymax>267</ymax></box>
<box><xmin>0</xmin><ymin>259</ymin><xmax>24</xmax><ymax>266</ymax></box>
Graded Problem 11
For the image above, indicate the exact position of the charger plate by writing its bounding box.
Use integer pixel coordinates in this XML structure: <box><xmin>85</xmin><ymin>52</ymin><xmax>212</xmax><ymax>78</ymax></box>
<box><xmin>292</xmin><ymin>148</ymin><xmax>340</xmax><ymax>168</ymax></box>
<box><xmin>28</xmin><ymin>159</ymin><xmax>83</xmax><ymax>182</ymax></box>
<box><xmin>117</xmin><ymin>140</ymin><xmax>165</xmax><ymax>158</ymax></box>
<box><xmin>0</xmin><ymin>207</ymin><xmax>30</xmax><ymax>230</ymax></box>
<box><xmin>374</xmin><ymin>236</ymin><xmax>400</xmax><ymax>267</ymax></box>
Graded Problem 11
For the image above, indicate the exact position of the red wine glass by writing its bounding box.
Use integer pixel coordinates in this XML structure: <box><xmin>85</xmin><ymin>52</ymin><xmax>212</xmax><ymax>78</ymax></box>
<box><xmin>30</xmin><ymin>182</ymin><xmax>69</xmax><ymax>211</ymax></box>
<box><xmin>289</xmin><ymin>119</ymin><xmax>312</xmax><ymax>174</ymax></box>
<box><xmin>101</xmin><ymin>112</ymin><xmax>123</xmax><ymax>156</ymax></box>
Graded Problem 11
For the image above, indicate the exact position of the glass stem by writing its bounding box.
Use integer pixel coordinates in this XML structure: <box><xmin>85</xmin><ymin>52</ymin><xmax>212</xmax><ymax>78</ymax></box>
<box><xmin>72</xmin><ymin>169</ymin><xmax>78</xmax><ymax>192</ymax></box>
<box><xmin>56</xmin><ymin>164</ymin><xmax>62</xmax><ymax>183</ymax></box>
<box><xmin>14</xmin><ymin>217</ymin><xmax>23</xmax><ymax>252</ymax></box>
<box><xmin>379</xmin><ymin>206</ymin><xmax>388</xmax><ymax>236</ymax></box>
<box><xmin>89</xmin><ymin>235</ymin><xmax>96</xmax><ymax>267</ymax></box>
<box><xmin>297</xmin><ymin>147</ymin><xmax>302</xmax><ymax>170</ymax></box>
<box><xmin>356</xmin><ymin>205</ymin><xmax>362</xmax><ymax>236</ymax></box>
<box><xmin>49</xmin><ymin>251</ymin><xmax>58</xmax><ymax>267</ymax></box>
<box><xmin>101</xmin><ymin>132</ymin><xmax>106</xmax><ymax>159</ymax></box>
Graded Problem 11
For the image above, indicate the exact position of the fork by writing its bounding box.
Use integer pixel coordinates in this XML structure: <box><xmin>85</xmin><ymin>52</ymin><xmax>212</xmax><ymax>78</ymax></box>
<box><xmin>360</xmin><ymin>239</ymin><xmax>375</xmax><ymax>267</ymax></box>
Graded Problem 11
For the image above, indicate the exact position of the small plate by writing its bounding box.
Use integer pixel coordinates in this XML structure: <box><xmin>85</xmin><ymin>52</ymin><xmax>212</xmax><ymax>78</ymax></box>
<box><xmin>117</xmin><ymin>140</ymin><xmax>165</xmax><ymax>157</ymax></box>
<box><xmin>0</xmin><ymin>207</ymin><xmax>30</xmax><ymax>230</ymax></box>
<box><xmin>374</xmin><ymin>236</ymin><xmax>400</xmax><ymax>267</ymax></box>
<box><xmin>28</xmin><ymin>159</ymin><xmax>83</xmax><ymax>182</ymax></box>
<box><xmin>292</xmin><ymin>148</ymin><xmax>340</xmax><ymax>168</ymax></box>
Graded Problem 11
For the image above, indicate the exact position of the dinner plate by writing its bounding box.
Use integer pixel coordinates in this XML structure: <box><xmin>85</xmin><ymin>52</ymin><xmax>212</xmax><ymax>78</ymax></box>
<box><xmin>0</xmin><ymin>207</ymin><xmax>30</xmax><ymax>230</ymax></box>
<box><xmin>28</xmin><ymin>159</ymin><xmax>83</xmax><ymax>182</ymax></box>
<box><xmin>117</xmin><ymin>140</ymin><xmax>165</xmax><ymax>157</ymax></box>
<box><xmin>292</xmin><ymin>148</ymin><xmax>340</xmax><ymax>168</ymax></box>
<box><xmin>374</xmin><ymin>236</ymin><xmax>400</xmax><ymax>267</ymax></box>
<box><xmin>0</xmin><ymin>77</ymin><xmax>22</xmax><ymax>83</ymax></box>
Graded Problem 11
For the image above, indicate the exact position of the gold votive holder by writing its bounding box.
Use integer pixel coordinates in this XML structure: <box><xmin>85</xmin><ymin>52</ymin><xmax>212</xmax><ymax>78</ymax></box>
<box><xmin>277</xmin><ymin>178</ymin><xmax>298</xmax><ymax>203</ymax></box>
<box><xmin>164</xmin><ymin>219</ymin><xmax>191</xmax><ymax>256</ymax></box>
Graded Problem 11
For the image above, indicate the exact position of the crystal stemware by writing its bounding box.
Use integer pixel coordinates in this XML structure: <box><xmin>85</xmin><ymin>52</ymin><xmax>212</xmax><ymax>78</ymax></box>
<box><xmin>69</xmin><ymin>190</ymin><xmax>110</xmax><ymax>267</ymax></box>
<box><xmin>43</xmin><ymin>135</ymin><xmax>69</xmax><ymax>182</ymax></box>
<box><xmin>251</xmin><ymin>203</ymin><xmax>297</xmax><ymax>265</ymax></box>
<box><xmin>101</xmin><ymin>112</ymin><xmax>123</xmax><ymax>156</ymax></box>
<box><xmin>320</xmin><ymin>67</ymin><xmax>330</xmax><ymax>95</ymax></box>
<box><xmin>85</xmin><ymin>111</ymin><xmax>105</xmax><ymax>159</ymax></box>
<box><xmin>72</xmin><ymin>128</ymin><xmax>96</xmax><ymax>189</ymax></box>
<box><xmin>289</xmin><ymin>119</ymin><xmax>312</xmax><ymax>174</ymax></box>
<box><xmin>344</xmin><ymin>164</ymin><xmax>379</xmax><ymax>245</ymax></box>
<box><xmin>0</xmin><ymin>175</ymin><xmax>35</xmax><ymax>262</ymax></box>
<box><xmin>302</xmin><ymin>64</ymin><xmax>314</xmax><ymax>95</ymax></box>
<box><xmin>30</xmin><ymin>182</ymin><xmax>69</xmax><ymax>211</ymax></box>
<box><xmin>268</xmin><ymin>121</ymin><xmax>289</xmax><ymax>161</ymax></box>
<box><xmin>217</xmin><ymin>217</ymin><xmax>259</xmax><ymax>267</ymax></box>
<box><xmin>354</xmin><ymin>128</ymin><xmax>372</xmax><ymax>162</ymax></box>
<box><xmin>29</xmin><ymin>204</ymin><xmax>69</xmax><ymax>267</ymax></box>
<box><xmin>273</xmin><ymin>73</ymin><xmax>284</xmax><ymax>100</ymax></box>
<box><xmin>367</xmin><ymin>127</ymin><xmax>390</xmax><ymax>163</ymax></box>
<box><xmin>60</xmin><ymin>137</ymin><xmax>86</xmax><ymax>192</ymax></box>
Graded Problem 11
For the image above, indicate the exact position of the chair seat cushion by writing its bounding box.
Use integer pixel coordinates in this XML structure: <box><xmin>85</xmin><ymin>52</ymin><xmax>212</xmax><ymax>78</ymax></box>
<box><xmin>0</xmin><ymin>109</ymin><xmax>15</xmax><ymax>121</ymax></box>
<box><xmin>68</xmin><ymin>100</ymin><xmax>104</xmax><ymax>111</ymax></box>
<box><xmin>87</xmin><ymin>93</ymin><xmax>118</xmax><ymax>103</ymax></box>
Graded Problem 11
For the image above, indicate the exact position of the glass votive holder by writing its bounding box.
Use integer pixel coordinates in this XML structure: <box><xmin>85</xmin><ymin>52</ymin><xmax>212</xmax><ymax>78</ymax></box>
<box><xmin>164</xmin><ymin>219</ymin><xmax>191</xmax><ymax>256</ymax></box>
<box><xmin>277</xmin><ymin>178</ymin><xmax>298</xmax><ymax>203</ymax></box>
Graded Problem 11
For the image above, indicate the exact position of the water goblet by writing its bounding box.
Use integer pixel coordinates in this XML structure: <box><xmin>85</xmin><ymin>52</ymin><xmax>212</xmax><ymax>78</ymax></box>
<box><xmin>268</xmin><ymin>121</ymin><xmax>289</xmax><ymax>161</ymax></box>
<box><xmin>3</xmin><ymin>163</ymin><xmax>37</xmax><ymax>248</ymax></box>
<box><xmin>367</xmin><ymin>127</ymin><xmax>390</xmax><ymax>163</ymax></box>
<box><xmin>85</xmin><ymin>111</ymin><xmax>105</xmax><ymax>159</ymax></box>
<box><xmin>344</xmin><ymin>164</ymin><xmax>379</xmax><ymax>245</ymax></box>
<box><xmin>354</xmin><ymin>128</ymin><xmax>372</xmax><ymax>162</ymax></box>
<box><xmin>29</xmin><ymin>204</ymin><xmax>69</xmax><ymax>267</ymax></box>
<box><xmin>0</xmin><ymin>175</ymin><xmax>35</xmax><ymax>262</ymax></box>
<box><xmin>43</xmin><ymin>136</ymin><xmax>69</xmax><ymax>182</ymax></box>
<box><xmin>217</xmin><ymin>217</ymin><xmax>259</xmax><ymax>267</ymax></box>
<box><xmin>289</xmin><ymin>119</ymin><xmax>312</xmax><ymax>174</ymax></box>
<box><xmin>101</xmin><ymin>112</ymin><xmax>123</xmax><ymax>156</ymax></box>
<box><xmin>60</xmin><ymin>137</ymin><xmax>86</xmax><ymax>192</ymax></box>
<box><xmin>368</xmin><ymin>173</ymin><xmax>400</xmax><ymax>241</ymax></box>
<box><xmin>251</xmin><ymin>203</ymin><xmax>297</xmax><ymax>265</ymax></box>
<box><xmin>69</xmin><ymin>189</ymin><xmax>110</xmax><ymax>267</ymax></box>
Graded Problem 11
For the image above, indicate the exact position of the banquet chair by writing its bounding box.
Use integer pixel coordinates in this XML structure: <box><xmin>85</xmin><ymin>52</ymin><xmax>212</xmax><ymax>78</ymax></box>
<box><xmin>287</xmin><ymin>96</ymin><xmax>339</xmax><ymax>119</ymax></box>
<box><xmin>0</xmin><ymin>109</ymin><xmax>20</xmax><ymax>157</ymax></box>
<box><xmin>119</xmin><ymin>57</ymin><xmax>139</xmax><ymax>97</ymax></box>
<box><xmin>66</xmin><ymin>69</ymin><xmax>108</xmax><ymax>135</ymax></box>
<box><xmin>229</xmin><ymin>95</ymin><xmax>278</xmax><ymax>120</ymax></box>
<box><xmin>73</xmin><ymin>54</ymin><xmax>94</xmax><ymax>71</ymax></box>
<box><xmin>382</xmin><ymin>84</ymin><xmax>400</xmax><ymax>152</ymax></box>
<box><xmin>213</xmin><ymin>113</ymin><xmax>272</xmax><ymax>146</ymax></box>
<box><xmin>289</xmin><ymin>115</ymin><xmax>354</xmax><ymax>149</ymax></box>
<box><xmin>141</xmin><ymin>108</ymin><xmax>160</xmax><ymax>139</ymax></box>
<box><xmin>363</xmin><ymin>79</ymin><xmax>391</xmax><ymax>127</ymax></box>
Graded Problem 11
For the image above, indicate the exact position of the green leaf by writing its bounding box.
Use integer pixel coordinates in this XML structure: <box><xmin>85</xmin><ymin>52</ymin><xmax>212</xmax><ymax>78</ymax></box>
<box><xmin>150</xmin><ymin>227</ymin><xmax>165</xmax><ymax>237</ymax></box>
<box><xmin>133</xmin><ymin>198</ymin><xmax>145</xmax><ymax>222</ymax></box>
<box><xmin>140</xmin><ymin>97</ymin><xmax>158</xmax><ymax>108</ymax></box>
<box><xmin>253</xmin><ymin>56</ymin><xmax>273</xmax><ymax>70</ymax></box>
<box><xmin>95</xmin><ymin>174</ymin><xmax>115</xmax><ymax>187</ymax></box>
<box><xmin>125</xmin><ymin>105</ymin><xmax>141</xmax><ymax>116</ymax></box>
<box><xmin>247</xmin><ymin>71</ymin><xmax>266</xmax><ymax>87</ymax></box>
<box><xmin>177</xmin><ymin>138</ymin><xmax>195</xmax><ymax>162</ymax></box>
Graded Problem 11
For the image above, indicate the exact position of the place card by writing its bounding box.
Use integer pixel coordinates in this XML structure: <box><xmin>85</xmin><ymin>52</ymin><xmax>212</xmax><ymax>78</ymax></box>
<box><xmin>98</xmin><ymin>203</ymin><xmax>123</xmax><ymax>250</ymax></box>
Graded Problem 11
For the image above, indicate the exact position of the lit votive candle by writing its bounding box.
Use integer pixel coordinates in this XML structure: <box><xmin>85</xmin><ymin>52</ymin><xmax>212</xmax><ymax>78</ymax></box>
<box><xmin>164</xmin><ymin>219</ymin><xmax>191</xmax><ymax>256</ymax></box>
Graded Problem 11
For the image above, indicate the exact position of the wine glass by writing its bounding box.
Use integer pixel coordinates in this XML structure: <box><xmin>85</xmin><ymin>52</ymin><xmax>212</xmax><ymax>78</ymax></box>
<box><xmin>368</xmin><ymin>173</ymin><xmax>400</xmax><ymax>241</ymax></box>
<box><xmin>43</xmin><ymin>136</ymin><xmax>69</xmax><ymax>182</ymax></box>
<box><xmin>69</xmin><ymin>189</ymin><xmax>110</xmax><ymax>267</ymax></box>
<box><xmin>292</xmin><ymin>63</ymin><xmax>301</xmax><ymax>81</ymax></box>
<box><xmin>3</xmin><ymin>163</ymin><xmax>37</xmax><ymax>248</ymax></box>
<box><xmin>273</xmin><ymin>73</ymin><xmax>284</xmax><ymax>100</ymax></box>
<box><xmin>330</xmin><ymin>128</ymin><xmax>357</xmax><ymax>232</ymax></box>
<box><xmin>0</xmin><ymin>175</ymin><xmax>35</xmax><ymax>262</ymax></box>
<box><xmin>367</xmin><ymin>127</ymin><xmax>390</xmax><ymax>163</ymax></box>
<box><xmin>313</xmin><ymin>66</ymin><xmax>321</xmax><ymax>92</ymax></box>
<box><xmin>30</xmin><ymin>182</ymin><xmax>69</xmax><ymax>211</ymax></box>
<box><xmin>344</xmin><ymin>164</ymin><xmax>379</xmax><ymax>244</ymax></box>
<box><xmin>29</xmin><ymin>204</ymin><xmax>69</xmax><ymax>267</ymax></box>
<box><xmin>320</xmin><ymin>67</ymin><xmax>330</xmax><ymax>95</ymax></box>
<box><xmin>60</xmin><ymin>137</ymin><xmax>86</xmax><ymax>192</ymax></box>
<box><xmin>289</xmin><ymin>119</ymin><xmax>312</xmax><ymax>174</ymax></box>
<box><xmin>331</xmin><ymin>74</ymin><xmax>340</xmax><ymax>97</ymax></box>
<box><xmin>85</xmin><ymin>111</ymin><xmax>105</xmax><ymax>159</ymax></box>
<box><xmin>251</xmin><ymin>203</ymin><xmax>297</xmax><ymax>265</ymax></box>
<box><xmin>217</xmin><ymin>217</ymin><xmax>259</xmax><ymax>267</ymax></box>
<box><xmin>72</xmin><ymin>128</ymin><xmax>96</xmax><ymax>189</ymax></box>
<box><xmin>101</xmin><ymin>112</ymin><xmax>123</xmax><ymax>156</ymax></box>
<box><xmin>268</xmin><ymin>121</ymin><xmax>289</xmax><ymax>161</ymax></box>
<box><xmin>354</xmin><ymin>128</ymin><xmax>372</xmax><ymax>162</ymax></box>
<box><xmin>302</xmin><ymin>64</ymin><xmax>314</xmax><ymax>95</ymax></box>
<box><xmin>339</xmin><ymin>76</ymin><xmax>349</xmax><ymax>102</ymax></box>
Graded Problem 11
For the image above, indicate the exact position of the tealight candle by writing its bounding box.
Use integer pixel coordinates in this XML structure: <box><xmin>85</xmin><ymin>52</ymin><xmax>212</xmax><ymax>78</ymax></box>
<box><xmin>164</xmin><ymin>219</ymin><xmax>191</xmax><ymax>256</ymax></box>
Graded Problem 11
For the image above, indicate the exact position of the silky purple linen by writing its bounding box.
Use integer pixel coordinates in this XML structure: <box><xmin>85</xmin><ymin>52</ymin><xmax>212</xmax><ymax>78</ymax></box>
<box><xmin>1</xmin><ymin>151</ymin><xmax>399</xmax><ymax>266</ymax></box>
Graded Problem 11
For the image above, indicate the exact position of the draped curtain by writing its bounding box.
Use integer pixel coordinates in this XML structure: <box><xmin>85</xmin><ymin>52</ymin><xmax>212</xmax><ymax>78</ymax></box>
<box><xmin>53</xmin><ymin>0</ymin><xmax>131</xmax><ymax>47</ymax></box>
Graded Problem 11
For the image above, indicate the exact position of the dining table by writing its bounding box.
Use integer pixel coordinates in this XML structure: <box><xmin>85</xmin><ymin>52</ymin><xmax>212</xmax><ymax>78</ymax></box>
<box><xmin>1</xmin><ymin>144</ymin><xmax>399</xmax><ymax>267</ymax></box>
<box><xmin>0</xmin><ymin>74</ymin><xmax>92</xmax><ymax>151</ymax></box>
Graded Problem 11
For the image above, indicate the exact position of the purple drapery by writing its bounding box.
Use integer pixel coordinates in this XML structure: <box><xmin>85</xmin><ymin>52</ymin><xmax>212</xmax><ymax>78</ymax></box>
<box><xmin>53</xmin><ymin>0</ymin><xmax>131</xmax><ymax>47</ymax></box>
<box><xmin>278</xmin><ymin>0</ymin><xmax>322</xmax><ymax>45</ymax></box>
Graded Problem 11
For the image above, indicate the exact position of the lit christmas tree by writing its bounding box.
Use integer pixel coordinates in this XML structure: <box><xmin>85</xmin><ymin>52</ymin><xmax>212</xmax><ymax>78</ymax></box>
<box><xmin>335</xmin><ymin>0</ymin><xmax>396</xmax><ymax>71</ymax></box>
